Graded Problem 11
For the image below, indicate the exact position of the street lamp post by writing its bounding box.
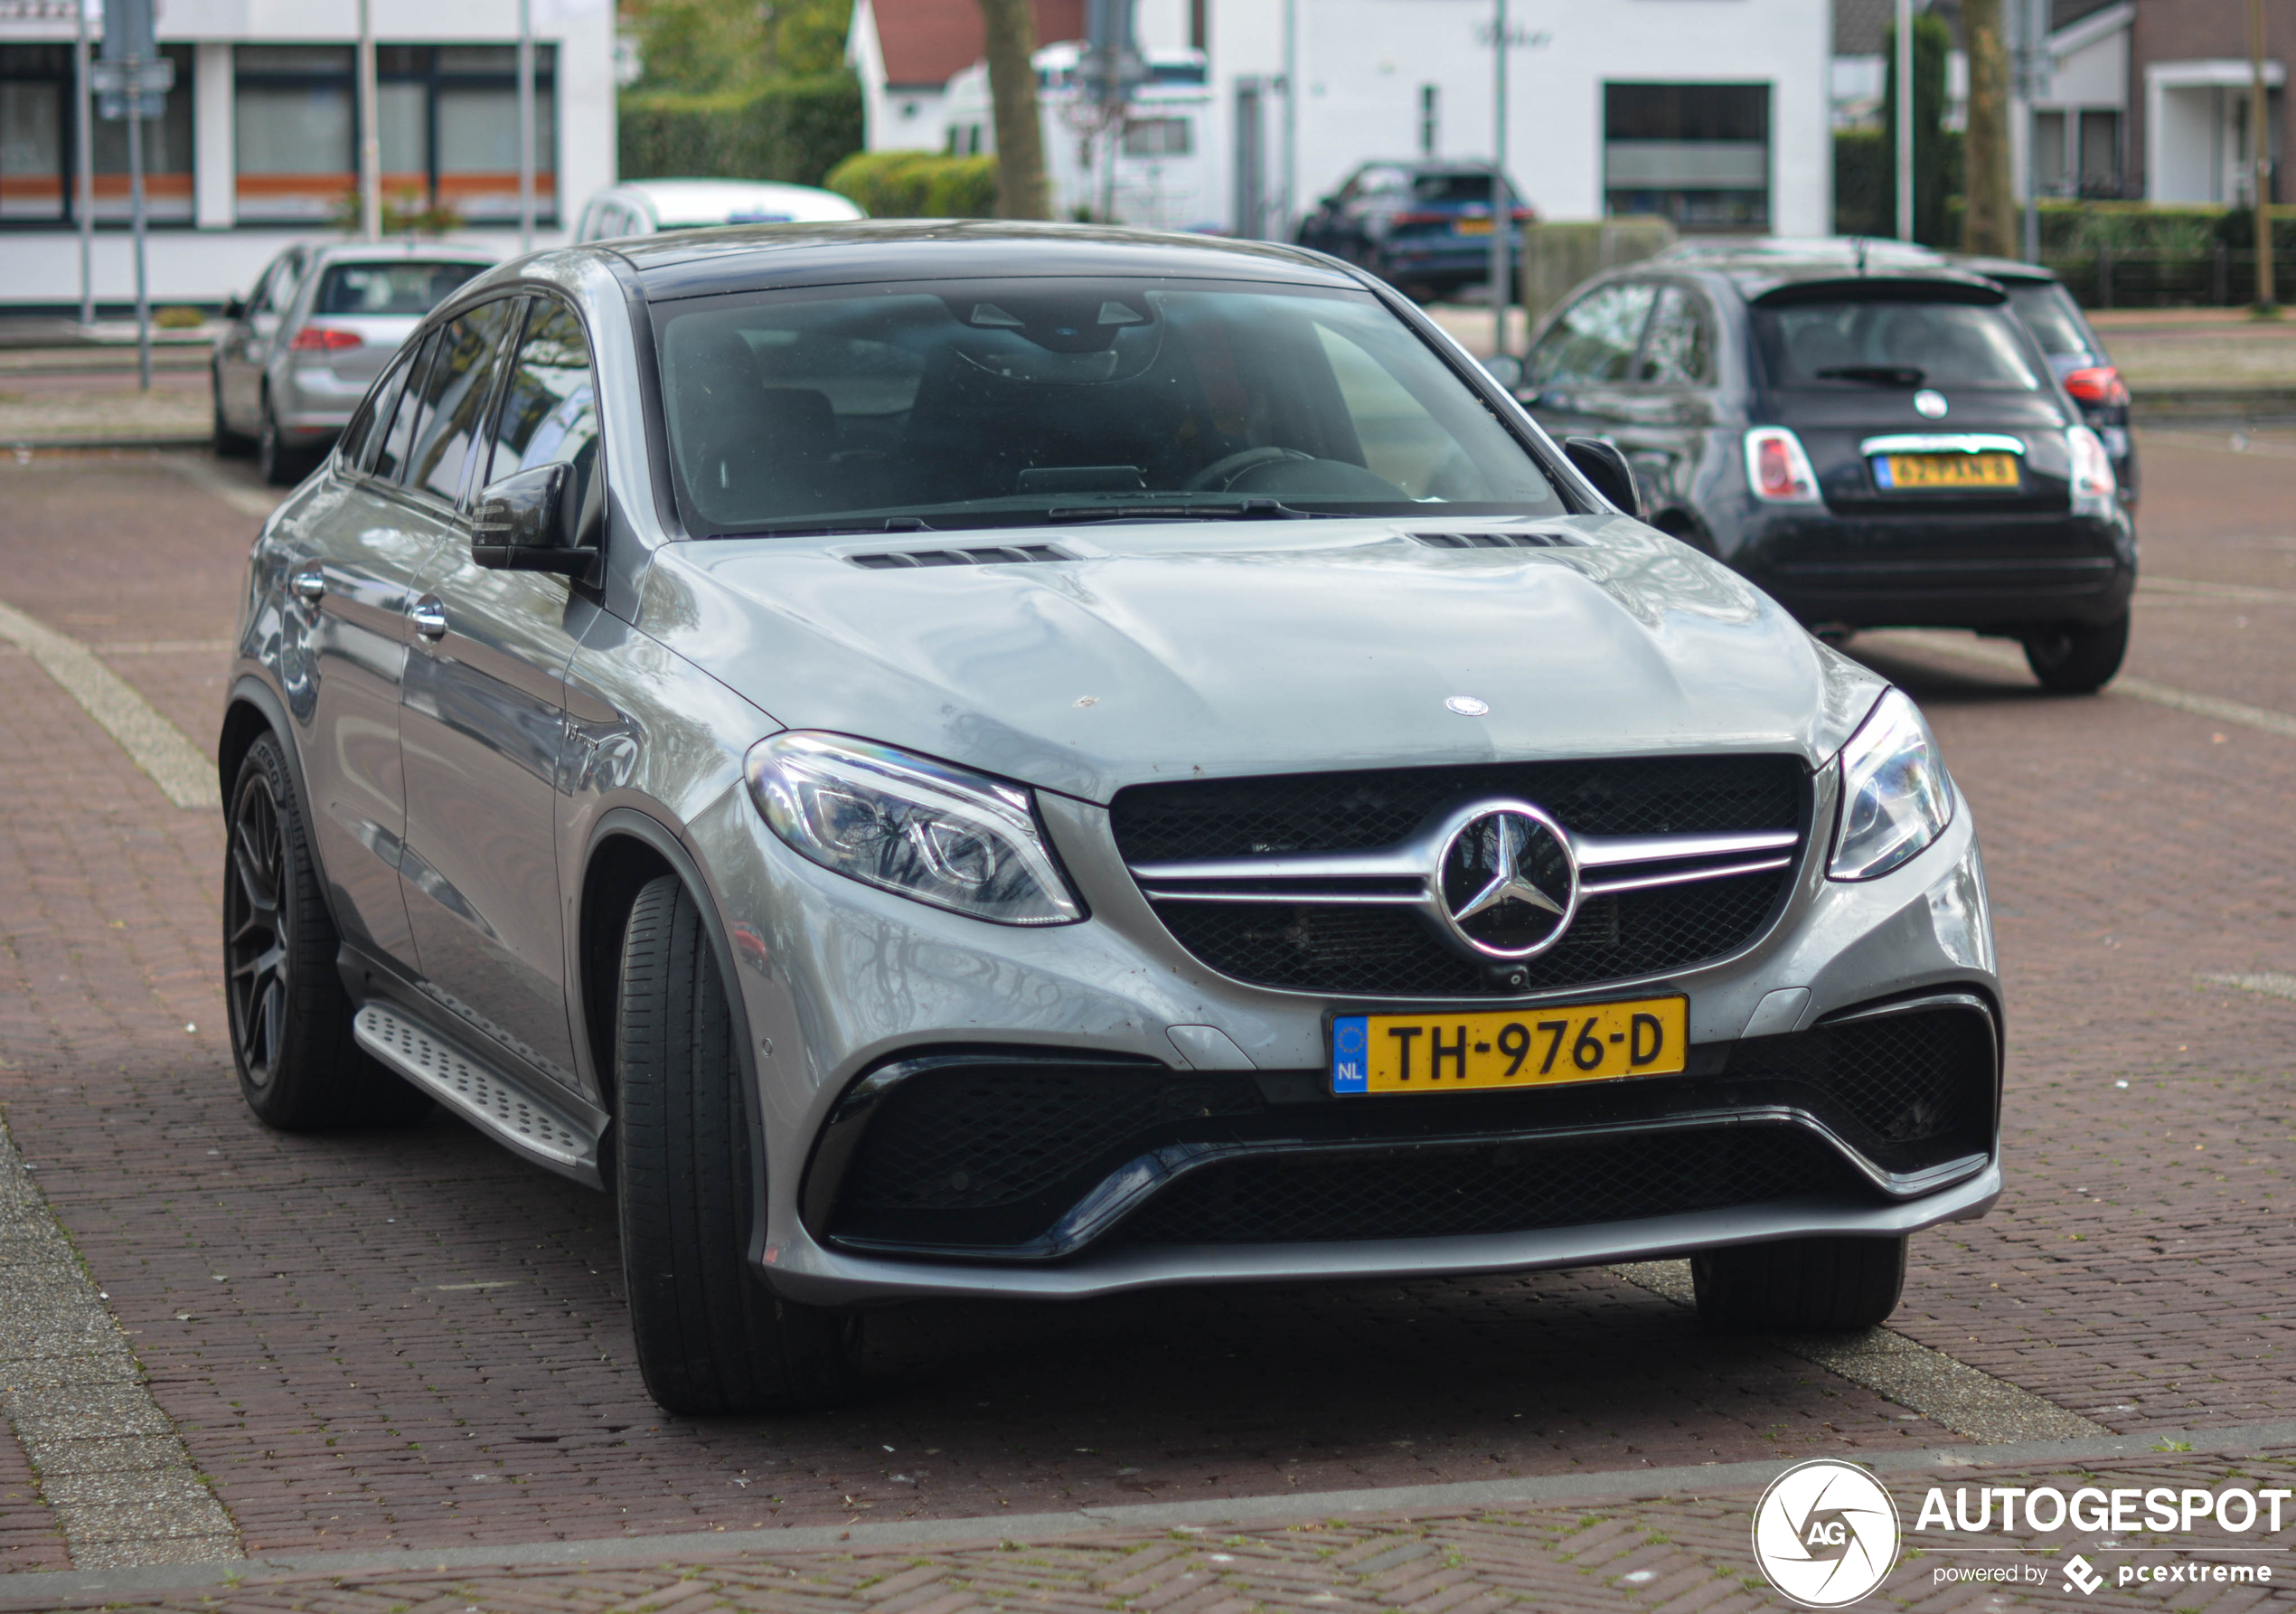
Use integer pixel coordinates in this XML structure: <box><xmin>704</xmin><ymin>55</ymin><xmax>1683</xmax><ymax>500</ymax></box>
<box><xmin>518</xmin><ymin>0</ymin><xmax>536</xmax><ymax>253</ymax></box>
<box><xmin>1895</xmin><ymin>0</ymin><xmax>1915</xmax><ymax>241</ymax></box>
<box><xmin>2252</xmin><ymin>0</ymin><xmax>2276</xmax><ymax>310</ymax></box>
<box><xmin>74</xmin><ymin>0</ymin><xmax>92</xmax><ymax>326</ymax></box>
<box><xmin>1488</xmin><ymin>0</ymin><xmax>1510</xmax><ymax>359</ymax></box>
<box><xmin>357</xmin><ymin>0</ymin><xmax>380</xmax><ymax>241</ymax></box>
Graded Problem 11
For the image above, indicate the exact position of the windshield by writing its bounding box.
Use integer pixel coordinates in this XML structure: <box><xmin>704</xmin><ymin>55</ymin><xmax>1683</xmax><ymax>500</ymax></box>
<box><xmin>314</xmin><ymin>261</ymin><xmax>487</xmax><ymax>317</ymax></box>
<box><xmin>1753</xmin><ymin>297</ymin><xmax>2046</xmax><ymax>391</ymax></box>
<box><xmin>652</xmin><ymin>278</ymin><xmax>1564</xmax><ymax>536</ymax></box>
<box><xmin>2003</xmin><ymin>282</ymin><xmax>2097</xmax><ymax>360</ymax></box>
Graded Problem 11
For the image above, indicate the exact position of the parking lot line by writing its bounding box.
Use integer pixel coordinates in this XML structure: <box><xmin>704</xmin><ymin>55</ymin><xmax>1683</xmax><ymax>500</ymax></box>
<box><xmin>1608</xmin><ymin>1261</ymin><xmax>2105</xmax><ymax>1444</ymax></box>
<box><xmin>0</xmin><ymin>1110</ymin><xmax>239</xmax><ymax>1571</ymax></box>
<box><xmin>1885</xmin><ymin>628</ymin><xmax>2296</xmax><ymax>741</ymax></box>
<box><xmin>0</xmin><ymin>599</ymin><xmax>217</xmax><ymax>811</ymax></box>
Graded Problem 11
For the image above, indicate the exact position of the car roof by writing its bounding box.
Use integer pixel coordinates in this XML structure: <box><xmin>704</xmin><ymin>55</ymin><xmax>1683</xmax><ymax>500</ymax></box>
<box><xmin>604</xmin><ymin>219</ymin><xmax>1366</xmax><ymax>301</ymax></box>
<box><xmin>1642</xmin><ymin>239</ymin><xmax>2009</xmax><ymax>304</ymax></box>
<box><xmin>304</xmin><ymin>239</ymin><xmax>499</xmax><ymax>264</ymax></box>
<box><xmin>1945</xmin><ymin>252</ymin><xmax>2064</xmax><ymax>285</ymax></box>
<box><xmin>603</xmin><ymin>179</ymin><xmax>866</xmax><ymax>226</ymax></box>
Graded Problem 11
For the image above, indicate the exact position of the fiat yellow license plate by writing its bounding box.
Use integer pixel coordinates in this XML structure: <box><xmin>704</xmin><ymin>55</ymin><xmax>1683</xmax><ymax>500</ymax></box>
<box><xmin>1330</xmin><ymin>996</ymin><xmax>1688</xmax><ymax>1094</ymax></box>
<box><xmin>1878</xmin><ymin>451</ymin><xmax>2019</xmax><ymax>490</ymax></box>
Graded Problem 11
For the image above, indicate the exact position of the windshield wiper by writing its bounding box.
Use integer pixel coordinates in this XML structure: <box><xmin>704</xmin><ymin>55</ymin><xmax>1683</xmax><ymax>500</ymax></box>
<box><xmin>1041</xmin><ymin>498</ymin><xmax>1324</xmax><ymax>523</ymax></box>
<box><xmin>710</xmin><ymin>514</ymin><xmax>943</xmax><ymax>539</ymax></box>
<box><xmin>1814</xmin><ymin>364</ymin><xmax>1926</xmax><ymax>387</ymax></box>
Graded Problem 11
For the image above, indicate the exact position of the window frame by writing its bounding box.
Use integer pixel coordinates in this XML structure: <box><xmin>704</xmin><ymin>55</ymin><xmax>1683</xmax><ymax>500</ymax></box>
<box><xmin>0</xmin><ymin>41</ymin><xmax>194</xmax><ymax>231</ymax></box>
<box><xmin>397</xmin><ymin>293</ymin><xmax>524</xmax><ymax>513</ymax></box>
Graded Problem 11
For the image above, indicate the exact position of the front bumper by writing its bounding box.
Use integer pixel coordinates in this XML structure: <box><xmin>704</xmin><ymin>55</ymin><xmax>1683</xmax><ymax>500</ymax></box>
<box><xmin>694</xmin><ymin>778</ymin><xmax>2000</xmax><ymax>1307</ymax></box>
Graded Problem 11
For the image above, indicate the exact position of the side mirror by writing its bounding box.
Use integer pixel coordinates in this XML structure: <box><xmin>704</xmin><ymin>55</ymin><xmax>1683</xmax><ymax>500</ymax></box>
<box><xmin>1480</xmin><ymin>353</ymin><xmax>1523</xmax><ymax>392</ymax></box>
<box><xmin>471</xmin><ymin>463</ymin><xmax>596</xmax><ymax>576</ymax></box>
<box><xmin>1563</xmin><ymin>436</ymin><xmax>1643</xmax><ymax>521</ymax></box>
<box><xmin>221</xmin><ymin>296</ymin><xmax>246</xmax><ymax>321</ymax></box>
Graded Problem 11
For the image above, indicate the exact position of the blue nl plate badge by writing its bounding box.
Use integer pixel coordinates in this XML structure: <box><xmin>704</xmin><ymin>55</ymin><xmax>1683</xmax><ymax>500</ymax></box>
<box><xmin>1331</xmin><ymin>1015</ymin><xmax>1369</xmax><ymax>1093</ymax></box>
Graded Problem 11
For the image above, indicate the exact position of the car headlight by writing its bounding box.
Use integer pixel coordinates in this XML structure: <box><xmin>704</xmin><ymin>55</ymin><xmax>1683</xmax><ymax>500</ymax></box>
<box><xmin>1828</xmin><ymin>688</ymin><xmax>1955</xmax><ymax>881</ymax></box>
<box><xmin>744</xmin><ymin>732</ymin><xmax>1085</xmax><ymax>925</ymax></box>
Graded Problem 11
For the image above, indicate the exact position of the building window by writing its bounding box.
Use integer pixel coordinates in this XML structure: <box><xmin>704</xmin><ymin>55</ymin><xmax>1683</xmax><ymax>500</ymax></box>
<box><xmin>1122</xmin><ymin>117</ymin><xmax>1190</xmax><ymax>157</ymax></box>
<box><xmin>1603</xmin><ymin>81</ymin><xmax>1770</xmax><ymax>230</ymax></box>
<box><xmin>1</xmin><ymin>42</ymin><xmax>192</xmax><ymax>225</ymax></box>
<box><xmin>235</xmin><ymin>45</ymin><xmax>353</xmax><ymax>221</ymax></box>
<box><xmin>235</xmin><ymin>42</ymin><xmax>556</xmax><ymax>226</ymax></box>
<box><xmin>2032</xmin><ymin>109</ymin><xmax>2068</xmax><ymax>195</ymax></box>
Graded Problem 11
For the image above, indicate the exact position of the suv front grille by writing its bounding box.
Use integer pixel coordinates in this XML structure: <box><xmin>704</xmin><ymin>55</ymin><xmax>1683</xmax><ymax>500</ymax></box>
<box><xmin>1111</xmin><ymin>755</ymin><xmax>1808</xmax><ymax>998</ymax></box>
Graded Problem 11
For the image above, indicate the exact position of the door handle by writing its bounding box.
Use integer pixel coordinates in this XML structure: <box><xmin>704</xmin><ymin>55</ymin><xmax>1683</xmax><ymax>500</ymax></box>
<box><xmin>409</xmin><ymin>595</ymin><xmax>448</xmax><ymax>640</ymax></box>
<box><xmin>290</xmin><ymin>567</ymin><xmax>325</xmax><ymax>604</ymax></box>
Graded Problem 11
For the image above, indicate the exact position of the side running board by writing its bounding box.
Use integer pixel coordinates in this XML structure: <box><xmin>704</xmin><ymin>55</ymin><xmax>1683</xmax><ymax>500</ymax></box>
<box><xmin>352</xmin><ymin>1003</ymin><xmax>606</xmax><ymax>1187</ymax></box>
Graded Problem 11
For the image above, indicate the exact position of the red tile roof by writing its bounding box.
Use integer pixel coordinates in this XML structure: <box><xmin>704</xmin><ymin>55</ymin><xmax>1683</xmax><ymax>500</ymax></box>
<box><xmin>871</xmin><ymin>0</ymin><xmax>1085</xmax><ymax>87</ymax></box>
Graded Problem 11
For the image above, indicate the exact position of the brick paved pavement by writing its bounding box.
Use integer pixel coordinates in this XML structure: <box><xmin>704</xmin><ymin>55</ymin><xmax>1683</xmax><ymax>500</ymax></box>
<box><xmin>17</xmin><ymin>1448</ymin><xmax>2296</xmax><ymax>1612</ymax></box>
<box><xmin>2</xmin><ymin>435</ymin><xmax>2296</xmax><ymax>1600</ymax></box>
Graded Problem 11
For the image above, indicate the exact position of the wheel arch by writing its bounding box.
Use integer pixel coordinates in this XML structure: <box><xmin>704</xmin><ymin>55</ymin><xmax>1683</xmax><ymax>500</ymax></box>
<box><xmin>577</xmin><ymin>805</ymin><xmax>776</xmax><ymax>1277</ymax></box>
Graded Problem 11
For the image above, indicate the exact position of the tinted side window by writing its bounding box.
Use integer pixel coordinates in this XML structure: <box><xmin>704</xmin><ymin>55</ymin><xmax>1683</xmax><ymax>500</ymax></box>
<box><xmin>1527</xmin><ymin>283</ymin><xmax>1658</xmax><ymax>386</ymax></box>
<box><xmin>405</xmin><ymin>299</ymin><xmax>518</xmax><ymax>504</ymax></box>
<box><xmin>374</xmin><ymin>329</ymin><xmax>440</xmax><ymax>482</ymax></box>
<box><xmin>342</xmin><ymin>350</ymin><xmax>414</xmax><ymax>474</ymax></box>
<box><xmin>487</xmin><ymin>300</ymin><xmax>600</xmax><ymax>507</ymax></box>
<box><xmin>1637</xmin><ymin>285</ymin><xmax>1711</xmax><ymax>385</ymax></box>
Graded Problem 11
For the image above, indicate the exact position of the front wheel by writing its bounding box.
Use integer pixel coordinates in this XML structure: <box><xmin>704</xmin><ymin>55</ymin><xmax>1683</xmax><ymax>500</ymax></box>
<box><xmin>2023</xmin><ymin>610</ymin><xmax>2129</xmax><ymax>694</ymax></box>
<box><xmin>615</xmin><ymin>874</ymin><xmax>860</xmax><ymax>1414</ymax></box>
<box><xmin>1690</xmin><ymin>1234</ymin><xmax>1907</xmax><ymax>1331</ymax></box>
<box><xmin>223</xmin><ymin>734</ymin><xmax>432</xmax><ymax>1128</ymax></box>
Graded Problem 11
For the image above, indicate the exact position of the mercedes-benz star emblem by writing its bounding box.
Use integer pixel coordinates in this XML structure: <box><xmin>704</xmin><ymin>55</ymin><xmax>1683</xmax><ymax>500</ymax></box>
<box><xmin>1435</xmin><ymin>802</ymin><xmax>1578</xmax><ymax>958</ymax></box>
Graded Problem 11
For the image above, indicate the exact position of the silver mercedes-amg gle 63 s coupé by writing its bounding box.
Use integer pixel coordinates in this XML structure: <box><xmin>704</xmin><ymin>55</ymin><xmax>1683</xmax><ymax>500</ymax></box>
<box><xmin>220</xmin><ymin>222</ymin><xmax>1999</xmax><ymax>1413</ymax></box>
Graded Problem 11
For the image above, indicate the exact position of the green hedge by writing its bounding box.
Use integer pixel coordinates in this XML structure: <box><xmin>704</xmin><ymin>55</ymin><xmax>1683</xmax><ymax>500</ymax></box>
<box><xmin>1835</xmin><ymin>127</ymin><xmax>1965</xmax><ymax>243</ymax></box>
<box><xmin>823</xmin><ymin>150</ymin><xmax>999</xmax><ymax>218</ymax></box>
<box><xmin>618</xmin><ymin>71</ymin><xmax>863</xmax><ymax>189</ymax></box>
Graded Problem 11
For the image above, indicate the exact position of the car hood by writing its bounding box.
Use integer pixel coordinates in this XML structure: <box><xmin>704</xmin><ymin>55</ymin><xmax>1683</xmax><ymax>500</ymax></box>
<box><xmin>644</xmin><ymin>516</ymin><xmax>1886</xmax><ymax>803</ymax></box>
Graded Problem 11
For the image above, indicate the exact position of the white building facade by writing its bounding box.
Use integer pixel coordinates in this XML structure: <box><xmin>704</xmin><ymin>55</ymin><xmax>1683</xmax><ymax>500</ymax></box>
<box><xmin>0</xmin><ymin>0</ymin><xmax>617</xmax><ymax>308</ymax></box>
<box><xmin>852</xmin><ymin>0</ymin><xmax>1834</xmax><ymax>236</ymax></box>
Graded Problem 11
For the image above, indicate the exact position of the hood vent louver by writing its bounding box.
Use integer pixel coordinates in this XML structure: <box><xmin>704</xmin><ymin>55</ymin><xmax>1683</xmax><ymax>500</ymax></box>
<box><xmin>1408</xmin><ymin>530</ymin><xmax>1577</xmax><ymax>551</ymax></box>
<box><xmin>848</xmin><ymin>543</ymin><xmax>1074</xmax><ymax>570</ymax></box>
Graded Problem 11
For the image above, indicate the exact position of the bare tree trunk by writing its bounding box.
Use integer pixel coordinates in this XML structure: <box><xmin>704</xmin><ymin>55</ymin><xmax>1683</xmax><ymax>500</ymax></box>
<box><xmin>978</xmin><ymin>0</ymin><xmax>1050</xmax><ymax>220</ymax></box>
<box><xmin>1962</xmin><ymin>0</ymin><xmax>2014</xmax><ymax>256</ymax></box>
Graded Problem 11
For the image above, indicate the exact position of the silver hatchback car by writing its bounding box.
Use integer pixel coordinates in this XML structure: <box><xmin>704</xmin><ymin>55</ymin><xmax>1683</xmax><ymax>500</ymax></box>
<box><xmin>212</xmin><ymin>240</ymin><xmax>496</xmax><ymax>485</ymax></box>
<box><xmin>220</xmin><ymin>222</ymin><xmax>2000</xmax><ymax>1414</ymax></box>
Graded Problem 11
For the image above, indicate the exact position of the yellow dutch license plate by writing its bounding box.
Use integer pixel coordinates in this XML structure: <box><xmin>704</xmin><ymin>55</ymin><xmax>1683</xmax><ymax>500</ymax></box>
<box><xmin>1882</xmin><ymin>452</ymin><xmax>2019</xmax><ymax>490</ymax></box>
<box><xmin>1330</xmin><ymin>996</ymin><xmax>1688</xmax><ymax>1094</ymax></box>
<box><xmin>1455</xmin><ymin>216</ymin><xmax>1494</xmax><ymax>235</ymax></box>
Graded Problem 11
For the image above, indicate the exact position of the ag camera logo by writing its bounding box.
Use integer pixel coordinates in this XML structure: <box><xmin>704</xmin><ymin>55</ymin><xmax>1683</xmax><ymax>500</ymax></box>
<box><xmin>1752</xmin><ymin>1459</ymin><xmax>1903</xmax><ymax>1607</ymax></box>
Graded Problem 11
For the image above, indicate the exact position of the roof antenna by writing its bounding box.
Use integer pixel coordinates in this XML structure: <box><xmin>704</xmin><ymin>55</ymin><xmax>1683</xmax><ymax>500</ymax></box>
<box><xmin>1854</xmin><ymin>236</ymin><xmax>1869</xmax><ymax>275</ymax></box>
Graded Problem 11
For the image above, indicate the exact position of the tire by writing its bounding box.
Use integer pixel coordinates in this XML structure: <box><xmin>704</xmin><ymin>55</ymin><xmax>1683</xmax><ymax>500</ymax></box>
<box><xmin>2023</xmin><ymin>611</ymin><xmax>2130</xmax><ymax>694</ymax></box>
<box><xmin>257</xmin><ymin>397</ymin><xmax>303</xmax><ymax>486</ymax></box>
<box><xmin>212</xmin><ymin>370</ymin><xmax>252</xmax><ymax>457</ymax></box>
<box><xmin>1690</xmin><ymin>1234</ymin><xmax>1907</xmax><ymax>1332</ymax></box>
<box><xmin>615</xmin><ymin>873</ymin><xmax>860</xmax><ymax>1415</ymax></box>
<box><xmin>223</xmin><ymin>734</ymin><xmax>434</xmax><ymax>1128</ymax></box>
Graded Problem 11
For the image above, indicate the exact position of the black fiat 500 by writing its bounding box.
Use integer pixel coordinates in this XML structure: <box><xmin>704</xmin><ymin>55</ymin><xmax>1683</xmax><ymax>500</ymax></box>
<box><xmin>1515</xmin><ymin>248</ymin><xmax>2136</xmax><ymax>692</ymax></box>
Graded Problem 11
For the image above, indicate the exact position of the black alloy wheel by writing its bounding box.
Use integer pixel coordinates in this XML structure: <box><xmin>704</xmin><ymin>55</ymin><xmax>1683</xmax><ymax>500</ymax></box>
<box><xmin>223</xmin><ymin>734</ymin><xmax>431</xmax><ymax>1128</ymax></box>
<box><xmin>2022</xmin><ymin>609</ymin><xmax>2130</xmax><ymax>694</ymax></box>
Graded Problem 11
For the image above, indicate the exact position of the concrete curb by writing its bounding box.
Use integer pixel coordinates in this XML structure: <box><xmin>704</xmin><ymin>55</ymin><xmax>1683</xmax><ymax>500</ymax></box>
<box><xmin>0</xmin><ymin>597</ymin><xmax>220</xmax><ymax>810</ymax></box>
<box><xmin>5</xmin><ymin>436</ymin><xmax>212</xmax><ymax>453</ymax></box>
<box><xmin>6</xmin><ymin>1419</ymin><xmax>2296</xmax><ymax>1606</ymax></box>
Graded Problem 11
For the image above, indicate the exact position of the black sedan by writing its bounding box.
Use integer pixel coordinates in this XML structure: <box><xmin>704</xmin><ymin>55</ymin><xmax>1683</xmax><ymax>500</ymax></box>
<box><xmin>1295</xmin><ymin>162</ymin><xmax>1533</xmax><ymax>302</ymax></box>
<box><xmin>1517</xmin><ymin>247</ymin><xmax>2136</xmax><ymax>692</ymax></box>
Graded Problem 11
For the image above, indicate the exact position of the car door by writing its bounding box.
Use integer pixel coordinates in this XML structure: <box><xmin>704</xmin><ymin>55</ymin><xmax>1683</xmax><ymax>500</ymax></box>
<box><xmin>1604</xmin><ymin>281</ymin><xmax>1724</xmax><ymax>524</ymax></box>
<box><xmin>1521</xmin><ymin>279</ymin><xmax>1660</xmax><ymax>445</ymax></box>
<box><xmin>396</xmin><ymin>296</ymin><xmax>596</xmax><ymax>1086</ymax></box>
<box><xmin>218</xmin><ymin>250</ymin><xmax>286</xmax><ymax>430</ymax></box>
<box><xmin>289</xmin><ymin>327</ymin><xmax>448</xmax><ymax>968</ymax></box>
<box><xmin>227</xmin><ymin>247</ymin><xmax>306</xmax><ymax>422</ymax></box>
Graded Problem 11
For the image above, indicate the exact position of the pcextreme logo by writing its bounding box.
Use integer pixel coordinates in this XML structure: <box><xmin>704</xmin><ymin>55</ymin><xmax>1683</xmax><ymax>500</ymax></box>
<box><xmin>1751</xmin><ymin>1459</ymin><xmax>1903</xmax><ymax>1608</ymax></box>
